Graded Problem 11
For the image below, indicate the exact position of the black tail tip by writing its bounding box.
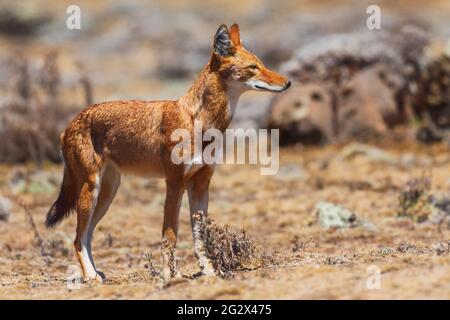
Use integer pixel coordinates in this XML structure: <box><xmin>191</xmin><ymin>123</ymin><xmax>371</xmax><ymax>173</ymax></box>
<box><xmin>45</xmin><ymin>206</ymin><xmax>59</xmax><ymax>228</ymax></box>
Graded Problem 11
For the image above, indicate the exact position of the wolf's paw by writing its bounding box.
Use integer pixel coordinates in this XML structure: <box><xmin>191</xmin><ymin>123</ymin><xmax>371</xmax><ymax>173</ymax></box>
<box><xmin>84</xmin><ymin>272</ymin><xmax>104</xmax><ymax>284</ymax></box>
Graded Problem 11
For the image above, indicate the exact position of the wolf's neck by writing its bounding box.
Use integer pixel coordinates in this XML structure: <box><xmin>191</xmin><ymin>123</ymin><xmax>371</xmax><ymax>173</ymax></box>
<box><xmin>178</xmin><ymin>62</ymin><xmax>244</xmax><ymax>132</ymax></box>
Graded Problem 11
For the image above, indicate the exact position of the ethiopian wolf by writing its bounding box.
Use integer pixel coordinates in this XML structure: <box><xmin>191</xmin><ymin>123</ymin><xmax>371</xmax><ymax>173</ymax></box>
<box><xmin>45</xmin><ymin>24</ymin><xmax>290</xmax><ymax>282</ymax></box>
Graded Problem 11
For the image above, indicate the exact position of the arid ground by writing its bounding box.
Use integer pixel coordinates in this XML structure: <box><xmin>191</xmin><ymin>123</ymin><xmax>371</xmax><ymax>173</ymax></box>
<box><xmin>1</xmin><ymin>142</ymin><xmax>450</xmax><ymax>299</ymax></box>
<box><xmin>0</xmin><ymin>0</ymin><xmax>449</xmax><ymax>300</ymax></box>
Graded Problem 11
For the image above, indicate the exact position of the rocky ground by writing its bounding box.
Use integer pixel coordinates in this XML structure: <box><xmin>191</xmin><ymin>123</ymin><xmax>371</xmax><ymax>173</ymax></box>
<box><xmin>0</xmin><ymin>0</ymin><xmax>449</xmax><ymax>300</ymax></box>
<box><xmin>1</xmin><ymin>142</ymin><xmax>450</xmax><ymax>299</ymax></box>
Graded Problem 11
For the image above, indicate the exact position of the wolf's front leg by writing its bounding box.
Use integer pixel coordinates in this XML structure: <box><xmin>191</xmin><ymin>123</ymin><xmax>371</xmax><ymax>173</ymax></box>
<box><xmin>191</xmin><ymin>211</ymin><xmax>215</xmax><ymax>276</ymax></box>
<box><xmin>161</xmin><ymin>180</ymin><xmax>184</xmax><ymax>280</ymax></box>
<box><xmin>187</xmin><ymin>166</ymin><xmax>216</xmax><ymax>276</ymax></box>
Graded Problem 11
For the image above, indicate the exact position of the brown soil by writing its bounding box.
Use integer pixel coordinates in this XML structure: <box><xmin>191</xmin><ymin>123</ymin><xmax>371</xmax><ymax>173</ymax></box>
<box><xmin>1</xmin><ymin>143</ymin><xmax>450</xmax><ymax>299</ymax></box>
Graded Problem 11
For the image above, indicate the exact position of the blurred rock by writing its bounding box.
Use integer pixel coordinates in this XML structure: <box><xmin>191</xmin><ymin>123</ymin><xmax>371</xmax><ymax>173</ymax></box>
<box><xmin>282</xmin><ymin>26</ymin><xmax>428</xmax><ymax>82</ymax></box>
<box><xmin>268</xmin><ymin>83</ymin><xmax>334</xmax><ymax>145</ymax></box>
<box><xmin>314</xmin><ymin>201</ymin><xmax>357</xmax><ymax>229</ymax></box>
<box><xmin>337</xmin><ymin>143</ymin><xmax>397</xmax><ymax>164</ymax></box>
<box><xmin>0</xmin><ymin>196</ymin><xmax>12</xmax><ymax>221</ymax></box>
<box><xmin>336</xmin><ymin>66</ymin><xmax>400</xmax><ymax>141</ymax></box>
<box><xmin>398</xmin><ymin>153</ymin><xmax>432</xmax><ymax>167</ymax></box>
<box><xmin>274</xmin><ymin>164</ymin><xmax>308</xmax><ymax>182</ymax></box>
<box><xmin>416</xmin><ymin>54</ymin><xmax>450</xmax><ymax>142</ymax></box>
<box><xmin>271</xmin><ymin>26</ymin><xmax>431</xmax><ymax>145</ymax></box>
<box><xmin>0</xmin><ymin>4</ymin><xmax>51</xmax><ymax>38</ymax></box>
<box><xmin>269</xmin><ymin>62</ymin><xmax>414</xmax><ymax>145</ymax></box>
<box><xmin>10</xmin><ymin>171</ymin><xmax>58</xmax><ymax>194</ymax></box>
<box><xmin>416</xmin><ymin>126</ymin><xmax>445</xmax><ymax>144</ymax></box>
<box><xmin>315</xmin><ymin>201</ymin><xmax>375</xmax><ymax>230</ymax></box>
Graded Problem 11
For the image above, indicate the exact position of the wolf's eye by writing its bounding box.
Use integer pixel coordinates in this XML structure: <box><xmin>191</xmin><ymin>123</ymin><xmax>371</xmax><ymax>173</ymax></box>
<box><xmin>248</xmin><ymin>64</ymin><xmax>258</xmax><ymax>70</ymax></box>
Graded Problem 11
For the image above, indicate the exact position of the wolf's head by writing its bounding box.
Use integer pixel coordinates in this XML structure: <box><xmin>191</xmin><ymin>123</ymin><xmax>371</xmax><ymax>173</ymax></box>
<box><xmin>211</xmin><ymin>24</ymin><xmax>291</xmax><ymax>93</ymax></box>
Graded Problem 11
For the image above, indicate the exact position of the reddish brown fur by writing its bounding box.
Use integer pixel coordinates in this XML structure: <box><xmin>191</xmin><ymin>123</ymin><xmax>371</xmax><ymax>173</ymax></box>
<box><xmin>46</xmin><ymin>24</ymin><xmax>290</xmax><ymax>282</ymax></box>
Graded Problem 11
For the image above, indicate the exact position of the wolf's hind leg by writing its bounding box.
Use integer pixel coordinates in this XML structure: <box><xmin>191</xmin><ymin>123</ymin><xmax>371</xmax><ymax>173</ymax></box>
<box><xmin>74</xmin><ymin>173</ymin><xmax>102</xmax><ymax>283</ymax></box>
<box><xmin>86</xmin><ymin>163</ymin><xmax>121</xmax><ymax>280</ymax></box>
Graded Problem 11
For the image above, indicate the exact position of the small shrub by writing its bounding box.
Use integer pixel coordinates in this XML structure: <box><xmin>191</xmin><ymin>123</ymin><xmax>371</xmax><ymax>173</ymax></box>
<box><xmin>193</xmin><ymin>212</ymin><xmax>270</xmax><ymax>277</ymax></box>
<box><xmin>398</xmin><ymin>175</ymin><xmax>432</xmax><ymax>222</ymax></box>
<box><xmin>143</xmin><ymin>253</ymin><xmax>164</xmax><ymax>280</ymax></box>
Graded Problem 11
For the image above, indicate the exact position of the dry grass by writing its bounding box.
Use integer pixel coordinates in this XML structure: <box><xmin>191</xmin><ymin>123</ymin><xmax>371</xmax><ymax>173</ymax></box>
<box><xmin>0</xmin><ymin>0</ymin><xmax>448</xmax><ymax>299</ymax></box>
<box><xmin>0</xmin><ymin>52</ymin><xmax>90</xmax><ymax>164</ymax></box>
<box><xmin>1</xmin><ymin>144</ymin><xmax>450</xmax><ymax>299</ymax></box>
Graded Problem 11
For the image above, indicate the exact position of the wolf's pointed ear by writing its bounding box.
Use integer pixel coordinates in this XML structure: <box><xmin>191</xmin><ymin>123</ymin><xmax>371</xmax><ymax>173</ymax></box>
<box><xmin>213</xmin><ymin>24</ymin><xmax>235</xmax><ymax>57</ymax></box>
<box><xmin>229</xmin><ymin>23</ymin><xmax>241</xmax><ymax>47</ymax></box>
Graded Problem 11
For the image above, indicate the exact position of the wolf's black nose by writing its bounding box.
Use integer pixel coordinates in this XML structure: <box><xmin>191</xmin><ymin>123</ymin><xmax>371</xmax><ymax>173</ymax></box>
<box><xmin>284</xmin><ymin>80</ymin><xmax>291</xmax><ymax>89</ymax></box>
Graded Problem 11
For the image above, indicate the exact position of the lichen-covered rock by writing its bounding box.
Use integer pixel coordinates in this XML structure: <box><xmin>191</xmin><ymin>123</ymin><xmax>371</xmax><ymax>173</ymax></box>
<box><xmin>314</xmin><ymin>201</ymin><xmax>357</xmax><ymax>229</ymax></box>
<box><xmin>10</xmin><ymin>171</ymin><xmax>58</xmax><ymax>194</ymax></box>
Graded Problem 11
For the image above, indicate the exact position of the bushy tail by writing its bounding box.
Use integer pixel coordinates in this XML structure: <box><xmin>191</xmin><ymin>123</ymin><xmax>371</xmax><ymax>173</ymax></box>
<box><xmin>45</xmin><ymin>166</ymin><xmax>77</xmax><ymax>228</ymax></box>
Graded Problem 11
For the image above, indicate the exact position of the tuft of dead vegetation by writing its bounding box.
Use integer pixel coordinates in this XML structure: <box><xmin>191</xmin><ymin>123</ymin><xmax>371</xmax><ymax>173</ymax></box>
<box><xmin>324</xmin><ymin>255</ymin><xmax>352</xmax><ymax>265</ymax></box>
<box><xmin>143</xmin><ymin>253</ymin><xmax>164</xmax><ymax>280</ymax></box>
<box><xmin>193</xmin><ymin>212</ymin><xmax>271</xmax><ymax>277</ymax></box>
<box><xmin>397</xmin><ymin>174</ymin><xmax>450</xmax><ymax>228</ymax></box>
<box><xmin>0</xmin><ymin>52</ymin><xmax>92</xmax><ymax>164</ymax></box>
<box><xmin>291</xmin><ymin>235</ymin><xmax>313</xmax><ymax>253</ymax></box>
<box><xmin>19</xmin><ymin>201</ymin><xmax>69</xmax><ymax>258</ymax></box>
<box><xmin>398</xmin><ymin>175</ymin><xmax>433</xmax><ymax>222</ymax></box>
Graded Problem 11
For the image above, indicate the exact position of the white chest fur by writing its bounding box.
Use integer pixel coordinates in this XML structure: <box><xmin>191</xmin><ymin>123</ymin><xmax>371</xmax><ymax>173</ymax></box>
<box><xmin>227</xmin><ymin>93</ymin><xmax>240</xmax><ymax>118</ymax></box>
<box><xmin>226</xmin><ymin>83</ymin><xmax>245</xmax><ymax>118</ymax></box>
